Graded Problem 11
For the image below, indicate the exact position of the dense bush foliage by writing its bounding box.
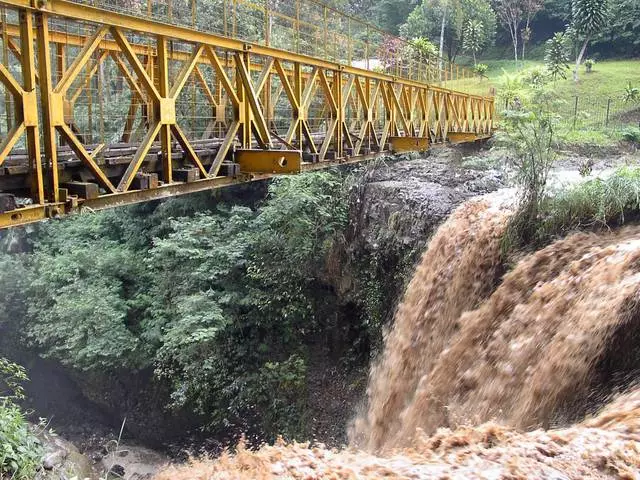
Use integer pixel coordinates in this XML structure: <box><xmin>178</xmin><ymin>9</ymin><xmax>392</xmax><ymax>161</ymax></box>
<box><xmin>0</xmin><ymin>359</ymin><xmax>42</xmax><ymax>479</ymax></box>
<box><xmin>0</xmin><ymin>170</ymin><xmax>366</xmax><ymax>441</ymax></box>
<box><xmin>496</xmin><ymin>86</ymin><xmax>560</xmax><ymax>247</ymax></box>
<box><xmin>536</xmin><ymin>167</ymin><xmax>640</xmax><ymax>242</ymax></box>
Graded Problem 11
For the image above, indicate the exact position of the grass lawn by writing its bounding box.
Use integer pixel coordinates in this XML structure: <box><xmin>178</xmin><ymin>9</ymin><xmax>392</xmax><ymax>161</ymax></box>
<box><xmin>441</xmin><ymin>58</ymin><xmax>640</xmax><ymax>146</ymax></box>
<box><xmin>447</xmin><ymin>59</ymin><xmax>640</xmax><ymax>98</ymax></box>
<box><xmin>484</xmin><ymin>59</ymin><xmax>640</xmax><ymax>100</ymax></box>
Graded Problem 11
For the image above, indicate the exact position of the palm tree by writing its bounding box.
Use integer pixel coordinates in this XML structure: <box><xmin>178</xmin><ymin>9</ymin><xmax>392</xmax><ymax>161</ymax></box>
<box><xmin>571</xmin><ymin>0</ymin><xmax>609</xmax><ymax>81</ymax></box>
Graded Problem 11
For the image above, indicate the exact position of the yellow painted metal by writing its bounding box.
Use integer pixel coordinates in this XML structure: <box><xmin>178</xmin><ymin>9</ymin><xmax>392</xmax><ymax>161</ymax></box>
<box><xmin>448</xmin><ymin>132</ymin><xmax>485</xmax><ymax>144</ymax></box>
<box><xmin>236</xmin><ymin>149</ymin><xmax>302</xmax><ymax>174</ymax></box>
<box><xmin>0</xmin><ymin>0</ymin><xmax>495</xmax><ymax>229</ymax></box>
<box><xmin>389</xmin><ymin>136</ymin><xmax>430</xmax><ymax>153</ymax></box>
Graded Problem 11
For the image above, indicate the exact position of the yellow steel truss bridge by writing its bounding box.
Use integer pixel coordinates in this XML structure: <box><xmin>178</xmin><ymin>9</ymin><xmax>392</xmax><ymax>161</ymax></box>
<box><xmin>0</xmin><ymin>0</ymin><xmax>495</xmax><ymax>229</ymax></box>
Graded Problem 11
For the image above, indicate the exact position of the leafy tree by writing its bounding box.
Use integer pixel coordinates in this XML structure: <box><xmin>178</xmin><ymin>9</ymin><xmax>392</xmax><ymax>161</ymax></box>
<box><xmin>24</xmin><ymin>216</ymin><xmax>149</xmax><ymax>371</ymax></box>
<box><xmin>401</xmin><ymin>0</ymin><xmax>496</xmax><ymax>62</ymax></box>
<box><xmin>497</xmin><ymin>86</ymin><xmax>561</xmax><ymax>247</ymax></box>
<box><xmin>463</xmin><ymin>19</ymin><xmax>487</xmax><ymax>65</ymax></box>
<box><xmin>371</xmin><ymin>0</ymin><xmax>420</xmax><ymax>34</ymax></box>
<box><xmin>409</xmin><ymin>37</ymin><xmax>439</xmax><ymax>59</ymax></box>
<box><xmin>571</xmin><ymin>0</ymin><xmax>609</xmax><ymax>81</ymax></box>
<box><xmin>545</xmin><ymin>32</ymin><xmax>571</xmax><ymax>81</ymax></box>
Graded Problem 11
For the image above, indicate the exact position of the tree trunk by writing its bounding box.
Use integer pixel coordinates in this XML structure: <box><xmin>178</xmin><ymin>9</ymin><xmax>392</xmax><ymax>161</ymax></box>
<box><xmin>510</xmin><ymin>21</ymin><xmax>519</xmax><ymax>67</ymax></box>
<box><xmin>522</xmin><ymin>16</ymin><xmax>531</xmax><ymax>61</ymax></box>
<box><xmin>573</xmin><ymin>37</ymin><xmax>589</xmax><ymax>82</ymax></box>
<box><xmin>473</xmin><ymin>51</ymin><xmax>476</xmax><ymax>66</ymax></box>
<box><xmin>439</xmin><ymin>2</ymin><xmax>447</xmax><ymax>79</ymax></box>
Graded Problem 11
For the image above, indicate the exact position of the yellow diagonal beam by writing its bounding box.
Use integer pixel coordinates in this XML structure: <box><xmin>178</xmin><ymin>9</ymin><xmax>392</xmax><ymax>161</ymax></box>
<box><xmin>57</xmin><ymin>123</ymin><xmax>116</xmax><ymax>193</ymax></box>
<box><xmin>0</xmin><ymin>122</ymin><xmax>25</xmax><ymax>166</ymax></box>
<box><xmin>110</xmin><ymin>26</ymin><xmax>160</xmax><ymax>101</ymax></box>
<box><xmin>204</xmin><ymin>46</ymin><xmax>240</xmax><ymax>108</ymax></box>
<box><xmin>209</xmin><ymin>120</ymin><xmax>240</xmax><ymax>176</ymax></box>
<box><xmin>170</xmin><ymin>44</ymin><xmax>204</xmax><ymax>99</ymax></box>
<box><xmin>301</xmin><ymin>67</ymin><xmax>318</xmax><ymax>110</ymax></box>
<box><xmin>170</xmin><ymin>123</ymin><xmax>207</xmax><ymax>178</ymax></box>
<box><xmin>273</xmin><ymin>59</ymin><xmax>299</xmax><ymax>111</ymax></box>
<box><xmin>254</xmin><ymin>57</ymin><xmax>274</xmax><ymax>96</ymax></box>
<box><xmin>109</xmin><ymin>51</ymin><xmax>145</xmax><ymax>101</ymax></box>
<box><xmin>194</xmin><ymin>65</ymin><xmax>218</xmax><ymax>107</ymax></box>
<box><xmin>234</xmin><ymin>52</ymin><xmax>271</xmax><ymax>148</ymax></box>
<box><xmin>117</xmin><ymin>120</ymin><xmax>162</xmax><ymax>191</ymax></box>
<box><xmin>318</xmin><ymin>69</ymin><xmax>337</xmax><ymax>114</ymax></box>
<box><xmin>69</xmin><ymin>50</ymin><xmax>109</xmax><ymax>104</ymax></box>
<box><xmin>0</xmin><ymin>62</ymin><xmax>22</xmax><ymax>97</ymax></box>
<box><xmin>55</xmin><ymin>25</ymin><xmax>107</xmax><ymax>95</ymax></box>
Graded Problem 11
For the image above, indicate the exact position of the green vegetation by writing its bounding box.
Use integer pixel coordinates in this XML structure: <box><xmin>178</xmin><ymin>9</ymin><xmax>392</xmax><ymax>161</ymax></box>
<box><xmin>536</xmin><ymin>167</ymin><xmax>640</xmax><ymax>242</ymax></box>
<box><xmin>570</xmin><ymin>0</ymin><xmax>610</xmax><ymax>81</ymax></box>
<box><xmin>0</xmin><ymin>168</ymin><xmax>388</xmax><ymax>442</ymax></box>
<box><xmin>497</xmin><ymin>86</ymin><xmax>559</xmax><ymax>247</ymax></box>
<box><xmin>545</xmin><ymin>33</ymin><xmax>571</xmax><ymax>81</ymax></box>
<box><xmin>0</xmin><ymin>359</ymin><xmax>43</xmax><ymax>479</ymax></box>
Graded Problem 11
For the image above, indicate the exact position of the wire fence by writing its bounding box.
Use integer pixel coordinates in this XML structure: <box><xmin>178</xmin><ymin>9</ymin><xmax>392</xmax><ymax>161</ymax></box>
<box><xmin>499</xmin><ymin>94</ymin><xmax>640</xmax><ymax>132</ymax></box>
<box><xmin>66</xmin><ymin>0</ymin><xmax>479</xmax><ymax>91</ymax></box>
<box><xmin>563</xmin><ymin>95</ymin><xmax>640</xmax><ymax>131</ymax></box>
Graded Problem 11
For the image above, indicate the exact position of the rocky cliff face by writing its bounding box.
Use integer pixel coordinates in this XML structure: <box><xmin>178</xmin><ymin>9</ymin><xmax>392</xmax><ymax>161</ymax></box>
<box><xmin>308</xmin><ymin>146</ymin><xmax>505</xmax><ymax>445</ymax></box>
<box><xmin>327</xmin><ymin>146</ymin><xmax>505</xmax><ymax>330</ymax></box>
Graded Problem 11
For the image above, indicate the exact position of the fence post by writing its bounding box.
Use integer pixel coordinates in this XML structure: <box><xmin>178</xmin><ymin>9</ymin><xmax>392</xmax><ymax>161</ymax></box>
<box><xmin>605</xmin><ymin>98</ymin><xmax>611</xmax><ymax>128</ymax></box>
<box><xmin>573</xmin><ymin>96</ymin><xmax>579</xmax><ymax>130</ymax></box>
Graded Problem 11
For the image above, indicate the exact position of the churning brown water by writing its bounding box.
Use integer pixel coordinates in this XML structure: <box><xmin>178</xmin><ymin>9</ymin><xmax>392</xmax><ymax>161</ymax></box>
<box><xmin>155</xmin><ymin>194</ymin><xmax>640</xmax><ymax>479</ymax></box>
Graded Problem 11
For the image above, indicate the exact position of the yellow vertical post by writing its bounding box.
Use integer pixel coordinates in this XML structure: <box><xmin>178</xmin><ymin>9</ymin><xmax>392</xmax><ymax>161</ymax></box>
<box><xmin>323</xmin><ymin>6</ymin><xmax>328</xmax><ymax>60</ymax></box>
<box><xmin>2</xmin><ymin>8</ymin><xmax>12</xmax><ymax>132</ymax></box>
<box><xmin>35</xmin><ymin>12</ymin><xmax>59</xmax><ymax>203</ymax></box>
<box><xmin>365</xmin><ymin>25</ymin><xmax>369</xmax><ymax>70</ymax></box>
<box><xmin>334</xmin><ymin>69</ymin><xmax>343</xmax><ymax>158</ymax></box>
<box><xmin>264</xmin><ymin>0</ymin><xmax>270</xmax><ymax>46</ymax></box>
<box><xmin>95</xmin><ymin>50</ymin><xmax>102</xmax><ymax>144</ymax></box>
<box><xmin>223</xmin><ymin>0</ymin><xmax>228</xmax><ymax>35</ymax></box>
<box><xmin>238</xmin><ymin>51</ymin><xmax>251</xmax><ymax>148</ymax></box>
<box><xmin>264</xmin><ymin>68</ymin><xmax>271</xmax><ymax>130</ymax></box>
<box><xmin>295</xmin><ymin>0</ymin><xmax>300</xmax><ymax>53</ymax></box>
<box><xmin>55</xmin><ymin>43</ymin><xmax>66</xmax><ymax>84</ymax></box>
<box><xmin>232</xmin><ymin>0</ymin><xmax>237</xmax><ymax>37</ymax></box>
<box><xmin>19</xmin><ymin>10</ymin><xmax>44</xmax><ymax>204</ymax></box>
<box><xmin>157</xmin><ymin>35</ymin><xmax>172</xmax><ymax>184</ymax></box>
<box><xmin>294</xmin><ymin>62</ymin><xmax>302</xmax><ymax>150</ymax></box>
<box><xmin>347</xmin><ymin>18</ymin><xmax>352</xmax><ymax>66</ymax></box>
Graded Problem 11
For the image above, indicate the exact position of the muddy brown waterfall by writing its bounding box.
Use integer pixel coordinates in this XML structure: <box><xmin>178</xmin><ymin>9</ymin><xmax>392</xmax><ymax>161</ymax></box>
<box><xmin>154</xmin><ymin>193</ymin><xmax>640</xmax><ymax>478</ymax></box>
<box><xmin>352</xmin><ymin>193</ymin><xmax>640</xmax><ymax>452</ymax></box>
<box><xmin>349</xmin><ymin>195</ymin><xmax>513</xmax><ymax>451</ymax></box>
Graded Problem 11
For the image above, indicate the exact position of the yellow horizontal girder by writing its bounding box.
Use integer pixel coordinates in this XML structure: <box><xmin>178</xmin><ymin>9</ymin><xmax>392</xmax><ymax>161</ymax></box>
<box><xmin>389</xmin><ymin>136</ymin><xmax>429</xmax><ymax>153</ymax></box>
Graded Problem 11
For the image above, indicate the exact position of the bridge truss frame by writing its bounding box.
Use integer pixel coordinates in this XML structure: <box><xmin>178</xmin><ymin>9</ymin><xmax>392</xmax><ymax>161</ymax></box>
<box><xmin>0</xmin><ymin>0</ymin><xmax>495</xmax><ymax>229</ymax></box>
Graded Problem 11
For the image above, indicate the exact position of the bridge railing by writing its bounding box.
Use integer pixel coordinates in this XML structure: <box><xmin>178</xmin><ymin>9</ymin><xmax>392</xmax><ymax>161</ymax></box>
<box><xmin>62</xmin><ymin>0</ymin><xmax>480</xmax><ymax>92</ymax></box>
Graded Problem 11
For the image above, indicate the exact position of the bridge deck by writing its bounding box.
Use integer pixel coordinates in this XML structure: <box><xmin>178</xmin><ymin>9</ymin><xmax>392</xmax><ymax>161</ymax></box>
<box><xmin>0</xmin><ymin>0</ymin><xmax>495</xmax><ymax>229</ymax></box>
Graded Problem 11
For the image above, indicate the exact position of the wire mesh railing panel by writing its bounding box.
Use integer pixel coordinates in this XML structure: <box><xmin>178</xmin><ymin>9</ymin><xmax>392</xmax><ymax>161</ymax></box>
<box><xmin>63</xmin><ymin>0</ymin><xmax>479</xmax><ymax>90</ymax></box>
